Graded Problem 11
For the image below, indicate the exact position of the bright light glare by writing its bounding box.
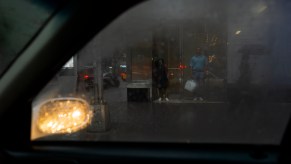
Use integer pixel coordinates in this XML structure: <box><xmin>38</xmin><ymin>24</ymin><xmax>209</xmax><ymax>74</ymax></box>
<box><xmin>235</xmin><ymin>30</ymin><xmax>241</xmax><ymax>35</ymax></box>
<box><xmin>63</xmin><ymin>57</ymin><xmax>74</xmax><ymax>68</ymax></box>
<box><xmin>72</xmin><ymin>110</ymin><xmax>81</xmax><ymax>118</ymax></box>
<box><xmin>36</xmin><ymin>98</ymin><xmax>92</xmax><ymax>134</ymax></box>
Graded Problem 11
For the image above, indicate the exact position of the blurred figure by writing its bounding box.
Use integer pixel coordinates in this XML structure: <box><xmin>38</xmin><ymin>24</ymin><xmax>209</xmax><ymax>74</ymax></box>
<box><xmin>153</xmin><ymin>58</ymin><xmax>169</xmax><ymax>101</ymax></box>
<box><xmin>190</xmin><ymin>47</ymin><xmax>208</xmax><ymax>101</ymax></box>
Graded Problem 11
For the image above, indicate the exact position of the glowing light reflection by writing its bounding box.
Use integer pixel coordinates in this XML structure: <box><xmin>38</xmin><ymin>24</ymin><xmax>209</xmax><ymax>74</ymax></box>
<box><xmin>36</xmin><ymin>98</ymin><xmax>92</xmax><ymax>134</ymax></box>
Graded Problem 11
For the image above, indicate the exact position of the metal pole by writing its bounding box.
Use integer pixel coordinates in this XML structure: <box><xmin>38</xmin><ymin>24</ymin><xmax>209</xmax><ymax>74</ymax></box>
<box><xmin>93</xmin><ymin>59</ymin><xmax>103</xmax><ymax>104</ymax></box>
<box><xmin>73</xmin><ymin>55</ymin><xmax>78</xmax><ymax>93</ymax></box>
<box><xmin>179</xmin><ymin>24</ymin><xmax>184</xmax><ymax>98</ymax></box>
<box><xmin>88</xmin><ymin>57</ymin><xmax>110</xmax><ymax>132</ymax></box>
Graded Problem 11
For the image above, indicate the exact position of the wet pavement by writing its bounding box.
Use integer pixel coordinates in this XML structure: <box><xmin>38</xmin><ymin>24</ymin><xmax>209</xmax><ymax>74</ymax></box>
<box><xmin>69</xmin><ymin>101</ymin><xmax>289</xmax><ymax>145</ymax></box>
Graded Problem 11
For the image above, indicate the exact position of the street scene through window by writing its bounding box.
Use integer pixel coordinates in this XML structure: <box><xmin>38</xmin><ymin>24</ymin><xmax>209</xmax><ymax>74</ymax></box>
<box><xmin>31</xmin><ymin>0</ymin><xmax>291</xmax><ymax>145</ymax></box>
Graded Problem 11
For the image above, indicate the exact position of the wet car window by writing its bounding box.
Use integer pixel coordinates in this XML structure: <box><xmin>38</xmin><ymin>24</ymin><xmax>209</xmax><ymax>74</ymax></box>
<box><xmin>0</xmin><ymin>0</ymin><xmax>63</xmax><ymax>75</ymax></box>
<box><xmin>32</xmin><ymin>0</ymin><xmax>291</xmax><ymax>145</ymax></box>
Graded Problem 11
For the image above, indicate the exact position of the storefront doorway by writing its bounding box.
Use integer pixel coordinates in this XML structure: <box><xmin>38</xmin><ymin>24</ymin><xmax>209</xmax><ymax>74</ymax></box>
<box><xmin>152</xmin><ymin>19</ymin><xmax>227</xmax><ymax>101</ymax></box>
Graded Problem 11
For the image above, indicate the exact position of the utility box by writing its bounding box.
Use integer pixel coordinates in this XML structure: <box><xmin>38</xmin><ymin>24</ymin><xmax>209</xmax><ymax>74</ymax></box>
<box><xmin>87</xmin><ymin>102</ymin><xmax>110</xmax><ymax>132</ymax></box>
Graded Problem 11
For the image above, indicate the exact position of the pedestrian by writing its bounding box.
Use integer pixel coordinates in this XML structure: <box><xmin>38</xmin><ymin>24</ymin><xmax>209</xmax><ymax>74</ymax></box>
<box><xmin>153</xmin><ymin>58</ymin><xmax>169</xmax><ymax>101</ymax></box>
<box><xmin>189</xmin><ymin>47</ymin><xmax>208</xmax><ymax>101</ymax></box>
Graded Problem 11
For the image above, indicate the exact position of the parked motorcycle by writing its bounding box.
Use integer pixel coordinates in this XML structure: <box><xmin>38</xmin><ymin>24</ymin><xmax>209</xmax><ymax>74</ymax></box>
<box><xmin>102</xmin><ymin>72</ymin><xmax>120</xmax><ymax>89</ymax></box>
<box><xmin>78</xmin><ymin>67</ymin><xmax>120</xmax><ymax>91</ymax></box>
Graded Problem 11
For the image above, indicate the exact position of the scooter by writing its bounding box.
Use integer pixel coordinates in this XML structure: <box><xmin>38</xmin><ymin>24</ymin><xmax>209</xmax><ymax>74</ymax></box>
<box><xmin>78</xmin><ymin>66</ymin><xmax>120</xmax><ymax>91</ymax></box>
<box><xmin>103</xmin><ymin>72</ymin><xmax>120</xmax><ymax>89</ymax></box>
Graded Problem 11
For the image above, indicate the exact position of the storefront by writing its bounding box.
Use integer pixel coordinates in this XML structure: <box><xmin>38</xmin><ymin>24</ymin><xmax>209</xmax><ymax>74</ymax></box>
<box><xmin>125</xmin><ymin>19</ymin><xmax>227</xmax><ymax>101</ymax></box>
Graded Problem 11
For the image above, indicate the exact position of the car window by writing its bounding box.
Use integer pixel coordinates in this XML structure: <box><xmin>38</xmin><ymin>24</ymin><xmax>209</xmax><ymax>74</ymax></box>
<box><xmin>0</xmin><ymin>0</ymin><xmax>65</xmax><ymax>76</ymax></box>
<box><xmin>31</xmin><ymin>0</ymin><xmax>291</xmax><ymax>145</ymax></box>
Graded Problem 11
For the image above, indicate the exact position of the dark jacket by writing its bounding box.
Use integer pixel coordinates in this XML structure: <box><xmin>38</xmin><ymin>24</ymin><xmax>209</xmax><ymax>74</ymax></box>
<box><xmin>153</xmin><ymin>58</ymin><xmax>168</xmax><ymax>88</ymax></box>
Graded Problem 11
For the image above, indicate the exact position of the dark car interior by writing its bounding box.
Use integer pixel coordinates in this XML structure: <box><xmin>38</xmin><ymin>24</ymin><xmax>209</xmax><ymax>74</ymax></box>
<box><xmin>0</xmin><ymin>0</ymin><xmax>291</xmax><ymax>163</ymax></box>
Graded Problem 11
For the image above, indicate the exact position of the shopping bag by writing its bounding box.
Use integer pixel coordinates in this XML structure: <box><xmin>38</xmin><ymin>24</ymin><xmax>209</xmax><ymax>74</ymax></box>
<box><xmin>184</xmin><ymin>79</ymin><xmax>197</xmax><ymax>92</ymax></box>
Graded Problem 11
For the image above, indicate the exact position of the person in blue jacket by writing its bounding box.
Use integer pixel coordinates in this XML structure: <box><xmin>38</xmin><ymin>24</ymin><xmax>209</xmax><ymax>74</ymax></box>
<box><xmin>190</xmin><ymin>47</ymin><xmax>208</xmax><ymax>101</ymax></box>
